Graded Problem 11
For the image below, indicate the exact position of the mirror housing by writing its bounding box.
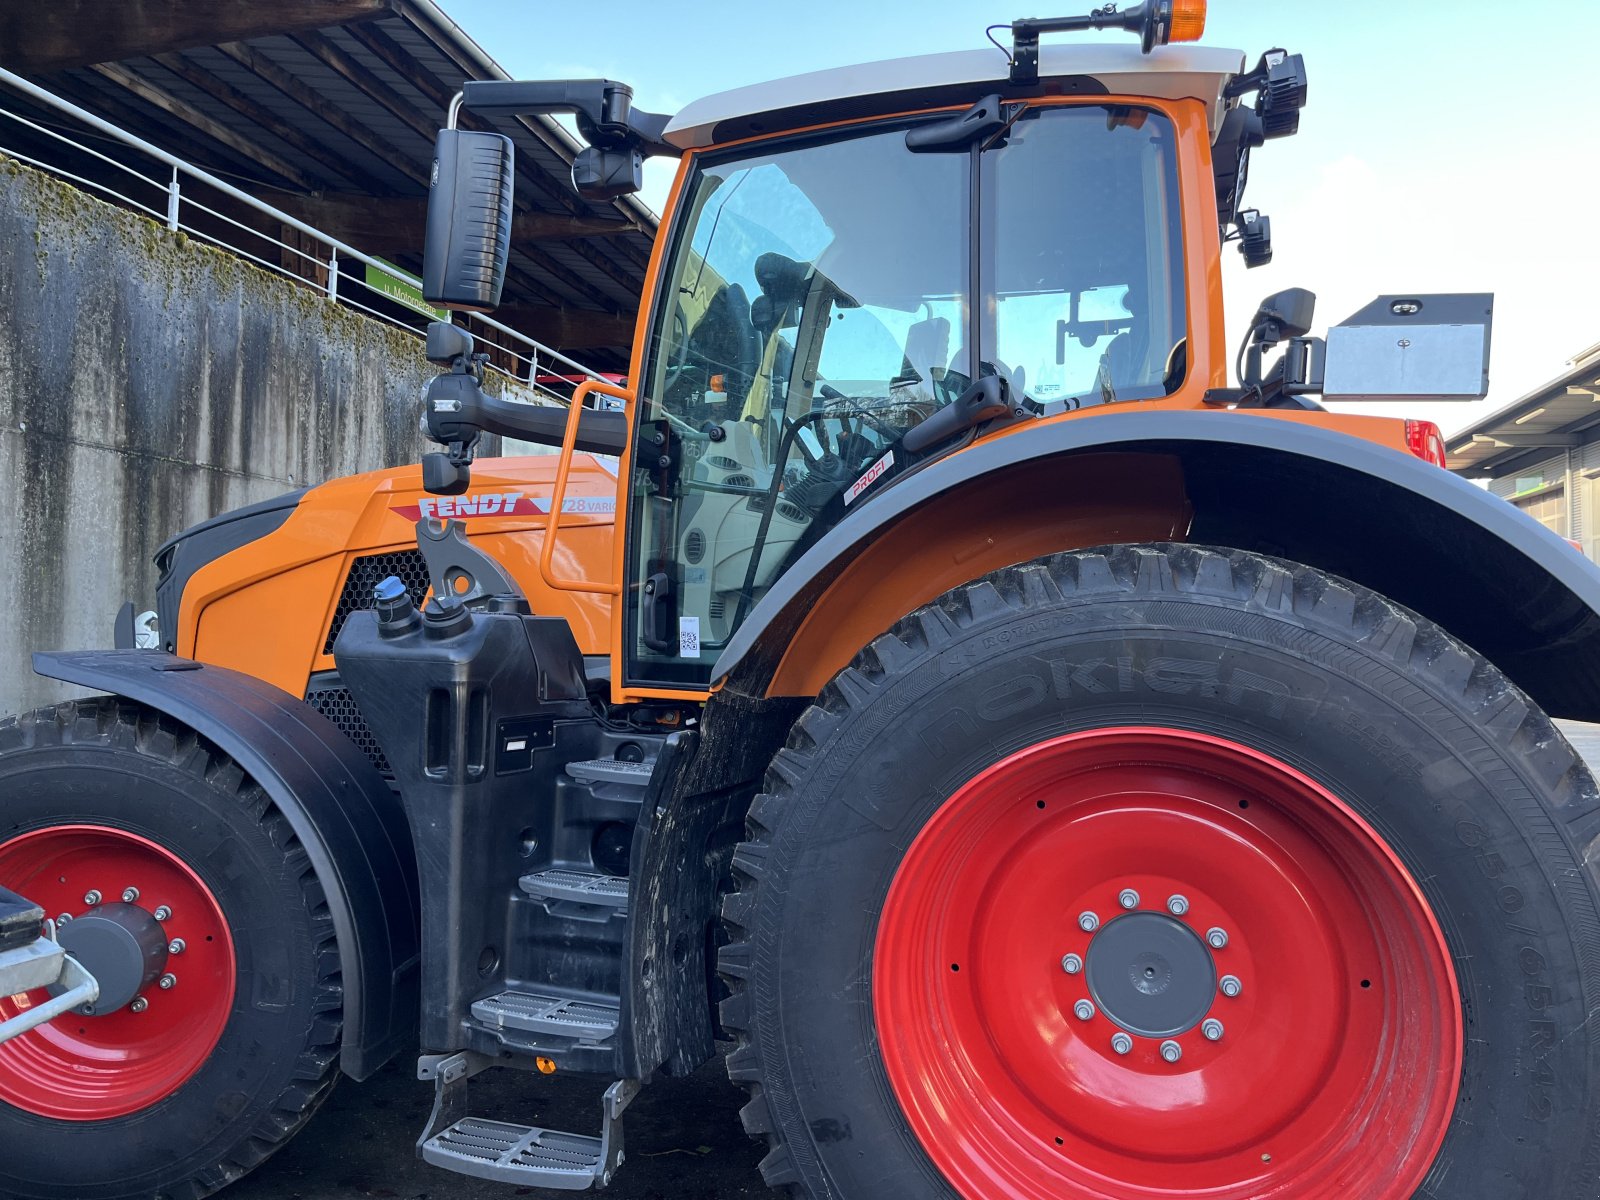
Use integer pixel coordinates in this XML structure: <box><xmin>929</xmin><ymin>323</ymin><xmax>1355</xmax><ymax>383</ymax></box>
<box><xmin>1323</xmin><ymin>294</ymin><xmax>1493</xmax><ymax>401</ymax></box>
<box><xmin>422</xmin><ymin>128</ymin><xmax>514</xmax><ymax>312</ymax></box>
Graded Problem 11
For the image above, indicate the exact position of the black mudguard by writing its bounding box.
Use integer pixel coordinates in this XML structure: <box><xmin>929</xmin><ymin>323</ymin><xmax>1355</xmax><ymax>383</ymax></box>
<box><xmin>714</xmin><ymin>411</ymin><xmax>1600</xmax><ymax>721</ymax></box>
<box><xmin>31</xmin><ymin>650</ymin><xmax>420</xmax><ymax>1080</ymax></box>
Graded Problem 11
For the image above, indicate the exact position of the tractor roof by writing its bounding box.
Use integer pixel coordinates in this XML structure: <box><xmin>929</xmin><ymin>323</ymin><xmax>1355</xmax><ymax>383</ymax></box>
<box><xmin>663</xmin><ymin>43</ymin><xmax>1247</xmax><ymax>150</ymax></box>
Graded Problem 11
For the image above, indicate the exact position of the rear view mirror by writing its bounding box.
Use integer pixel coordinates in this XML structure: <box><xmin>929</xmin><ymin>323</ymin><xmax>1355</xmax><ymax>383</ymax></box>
<box><xmin>1322</xmin><ymin>294</ymin><xmax>1493</xmax><ymax>401</ymax></box>
<box><xmin>422</xmin><ymin>129</ymin><xmax>515</xmax><ymax>312</ymax></box>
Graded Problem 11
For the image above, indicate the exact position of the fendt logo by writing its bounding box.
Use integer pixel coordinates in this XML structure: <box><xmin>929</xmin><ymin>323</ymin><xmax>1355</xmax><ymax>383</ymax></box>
<box><xmin>388</xmin><ymin>491</ymin><xmax>618</xmax><ymax>521</ymax></box>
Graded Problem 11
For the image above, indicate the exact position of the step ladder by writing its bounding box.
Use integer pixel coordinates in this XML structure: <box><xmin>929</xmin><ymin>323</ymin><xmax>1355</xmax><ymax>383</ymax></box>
<box><xmin>417</xmin><ymin>1051</ymin><xmax>639</xmax><ymax>1190</ymax></box>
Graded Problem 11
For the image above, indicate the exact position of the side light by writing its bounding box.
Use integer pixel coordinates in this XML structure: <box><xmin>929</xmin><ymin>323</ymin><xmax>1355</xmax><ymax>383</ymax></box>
<box><xmin>1167</xmin><ymin>0</ymin><xmax>1207</xmax><ymax>43</ymax></box>
<box><xmin>1405</xmin><ymin>419</ymin><xmax>1448</xmax><ymax>468</ymax></box>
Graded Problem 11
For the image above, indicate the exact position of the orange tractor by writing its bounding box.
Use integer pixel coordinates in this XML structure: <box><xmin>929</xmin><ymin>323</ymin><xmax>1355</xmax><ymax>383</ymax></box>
<box><xmin>2</xmin><ymin>5</ymin><xmax>1595</xmax><ymax>1199</ymax></box>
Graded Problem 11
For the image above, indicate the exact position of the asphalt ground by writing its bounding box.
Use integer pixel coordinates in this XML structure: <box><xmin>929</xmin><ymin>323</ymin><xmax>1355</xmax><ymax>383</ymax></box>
<box><xmin>226</xmin><ymin>1049</ymin><xmax>766</xmax><ymax>1200</ymax></box>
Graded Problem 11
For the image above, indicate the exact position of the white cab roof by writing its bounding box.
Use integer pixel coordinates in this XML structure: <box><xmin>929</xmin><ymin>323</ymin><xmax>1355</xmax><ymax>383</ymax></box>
<box><xmin>663</xmin><ymin>43</ymin><xmax>1247</xmax><ymax>150</ymax></box>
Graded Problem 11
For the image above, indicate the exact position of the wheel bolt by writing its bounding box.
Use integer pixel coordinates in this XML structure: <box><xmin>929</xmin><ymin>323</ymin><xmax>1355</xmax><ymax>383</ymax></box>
<box><xmin>1078</xmin><ymin>911</ymin><xmax>1100</xmax><ymax>933</ymax></box>
<box><xmin>121</xmin><ymin>887</ymin><xmax>140</xmax><ymax>904</ymax></box>
<box><xmin>1220</xmin><ymin>974</ymin><xmax>1242</xmax><ymax>998</ymax></box>
<box><xmin>1073</xmin><ymin>1000</ymin><xmax>1096</xmax><ymax>1021</ymax></box>
<box><xmin>1202</xmin><ymin>1019</ymin><xmax>1224</xmax><ymax>1041</ymax></box>
<box><xmin>158</xmin><ymin>973</ymin><xmax>177</xmax><ymax>990</ymax></box>
<box><xmin>167</xmin><ymin>938</ymin><xmax>185</xmax><ymax>955</ymax></box>
<box><xmin>1160</xmin><ymin>1040</ymin><xmax>1182</xmax><ymax>1063</ymax></box>
<box><xmin>1206</xmin><ymin>926</ymin><xmax>1229</xmax><ymax>950</ymax></box>
<box><xmin>1166</xmin><ymin>894</ymin><xmax>1189</xmax><ymax>916</ymax></box>
<box><xmin>1111</xmin><ymin>1032</ymin><xmax>1133</xmax><ymax>1055</ymax></box>
<box><xmin>83</xmin><ymin>890</ymin><xmax>101</xmax><ymax>906</ymax></box>
<box><xmin>1061</xmin><ymin>953</ymin><xmax>1083</xmax><ymax>975</ymax></box>
<box><xmin>153</xmin><ymin>905</ymin><xmax>172</xmax><ymax>922</ymax></box>
<box><xmin>1117</xmin><ymin>888</ymin><xmax>1140</xmax><ymax>910</ymax></box>
<box><xmin>130</xmin><ymin>997</ymin><xmax>148</xmax><ymax>1014</ymax></box>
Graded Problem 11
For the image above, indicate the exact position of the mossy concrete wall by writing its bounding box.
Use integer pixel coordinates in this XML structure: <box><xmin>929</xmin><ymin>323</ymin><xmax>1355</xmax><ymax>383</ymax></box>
<box><xmin>0</xmin><ymin>155</ymin><xmax>436</xmax><ymax>714</ymax></box>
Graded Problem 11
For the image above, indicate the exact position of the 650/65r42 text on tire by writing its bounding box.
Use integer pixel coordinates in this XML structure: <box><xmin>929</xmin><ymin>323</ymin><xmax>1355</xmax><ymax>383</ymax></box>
<box><xmin>0</xmin><ymin>699</ymin><xmax>343</xmax><ymax>1200</ymax></box>
<box><xmin>719</xmin><ymin>544</ymin><xmax>1600</xmax><ymax>1200</ymax></box>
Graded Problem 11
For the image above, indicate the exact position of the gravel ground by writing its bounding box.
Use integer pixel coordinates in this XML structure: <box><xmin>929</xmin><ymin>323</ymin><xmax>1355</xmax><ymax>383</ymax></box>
<box><xmin>225</xmin><ymin>1050</ymin><xmax>766</xmax><ymax>1200</ymax></box>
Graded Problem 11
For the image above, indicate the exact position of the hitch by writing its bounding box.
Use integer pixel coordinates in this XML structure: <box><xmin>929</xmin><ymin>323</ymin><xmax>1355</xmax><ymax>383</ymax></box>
<box><xmin>0</xmin><ymin>886</ymin><xmax>100</xmax><ymax>1046</ymax></box>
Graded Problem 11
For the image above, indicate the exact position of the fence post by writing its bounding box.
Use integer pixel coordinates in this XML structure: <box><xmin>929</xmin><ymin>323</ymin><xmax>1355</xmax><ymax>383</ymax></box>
<box><xmin>166</xmin><ymin>166</ymin><xmax>180</xmax><ymax>231</ymax></box>
<box><xmin>326</xmin><ymin>247</ymin><xmax>339</xmax><ymax>302</ymax></box>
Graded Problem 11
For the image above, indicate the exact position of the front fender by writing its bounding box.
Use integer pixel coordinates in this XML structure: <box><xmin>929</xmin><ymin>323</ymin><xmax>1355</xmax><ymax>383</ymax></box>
<box><xmin>714</xmin><ymin>411</ymin><xmax>1600</xmax><ymax>720</ymax></box>
<box><xmin>31</xmin><ymin>650</ymin><xmax>419</xmax><ymax>1080</ymax></box>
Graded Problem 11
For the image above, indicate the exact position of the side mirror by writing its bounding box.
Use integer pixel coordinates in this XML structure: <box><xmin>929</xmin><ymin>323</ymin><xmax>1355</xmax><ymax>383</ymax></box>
<box><xmin>422</xmin><ymin>129</ymin><xmax>514</xmax><ymax>312</ymax></box>
<box><xmin>1323</xmin><ymin>294</ymin><xmax>1493</xmax><ymax>401</ymax></box>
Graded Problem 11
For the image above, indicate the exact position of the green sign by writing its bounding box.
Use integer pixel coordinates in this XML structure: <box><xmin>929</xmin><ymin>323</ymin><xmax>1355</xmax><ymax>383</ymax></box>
<box><xmin>364</xmin><ymin>258</ymin><xmax>448</xmax><ymax>321</ymax></box>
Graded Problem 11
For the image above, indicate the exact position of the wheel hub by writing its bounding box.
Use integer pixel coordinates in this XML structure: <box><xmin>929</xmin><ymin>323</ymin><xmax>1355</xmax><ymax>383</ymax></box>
<box><xmin>57</xmin><ymin>903</ymin><xmax>168</xmax><ymax>1013</ymax></box>
<box><xmin>1086</xmin><ymin>911</ymin><xmax>1215</xmax><ymax>1038</ymax></box>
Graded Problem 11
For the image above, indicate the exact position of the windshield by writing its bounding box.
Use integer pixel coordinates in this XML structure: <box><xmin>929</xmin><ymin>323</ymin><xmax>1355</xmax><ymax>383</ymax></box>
<box><xmin>626</xmin><ymin>105</ymin><xmax>1185</xmax><ymax>689</ymax></box>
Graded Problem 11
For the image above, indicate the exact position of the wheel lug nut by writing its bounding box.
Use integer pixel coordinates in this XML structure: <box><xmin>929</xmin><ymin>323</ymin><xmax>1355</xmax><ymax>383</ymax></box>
<box><xmin>1166</xmin><ymin>894</ymin><xmax>1189</xmax><ymax>916</ymax></box>
<box><xmin>1202</xmin><ymin>1019</ymin><xmax>1224</xmax><ymax>1041</ymax></box>
<box><xmin>1206</xmin><ymin>926</ymin><xmax>1229</xmax><ymax>950</ymax></box>
<box><xmin>158</xmin><ymin>973</ymin><xmax>177</xmax><ymax>990</ymax></box>
<box><xmin>121</xmin><ymin>887</ymin><xmax>140</xmax><ymax>904</ymax></box>
<box><xmin>1111</xmin><ymin>1032</ymin><xmax>1133</xmax><ymax>1055</ymax></box>
<box><xmin>1073</xmin><ymin>1000</ymin><xmax>1096</xmax><ymax>1021</ymax></box>
<box><xmin>1117</xmin><ymin>888</ymin><xmax>1139</xmax><ymax>910</ymax></box>
<box><xmin>1160</xmin><ymin>1040</ymin><xmax>1182</xmax><ymax>1063</ymax></box>
<box><xmin>168</xmin><ymin>938</ymin><xmax>185</xmax><ymax>955</ymax></box>
<box><xmin>130</xmin><ymin>997</ymin><xmax>148</xmax><ymax>1014</ymax></box>
<box><xmin>1078</xmin><ymin>911</ymin><xmax>1100</xmax><ymax>933</ymax></box>
<box><xmin>1220</xmin><ymin>974</ymin><xmax>1242</xmax><ymax>998</ymax></box>
<box><xmin>83</xmin><ymin>890</ymin><xmax>101</xmax><ymax>906</ymax></box>
<box><xmin>153</xmin><ymin>905</ymin><xmax>172</xmax><ymax>922</ymax></box>
<box><xmin>1061</xmin><ymin>953</ymin><xmax>1083</xmax><ymax>975</ymax></box>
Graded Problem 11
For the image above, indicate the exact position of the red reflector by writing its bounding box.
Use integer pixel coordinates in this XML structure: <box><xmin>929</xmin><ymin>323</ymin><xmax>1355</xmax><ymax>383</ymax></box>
<box><xmin>1405</xmin><ymin>419</ymin><xmax>1448</xmax><ymax>468</ymax></box>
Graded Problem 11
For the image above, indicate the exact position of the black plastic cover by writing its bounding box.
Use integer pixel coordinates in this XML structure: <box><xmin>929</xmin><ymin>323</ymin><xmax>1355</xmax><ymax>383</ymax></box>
<box><xmin>423</xmin><ymin>129</ymin><xmax>515</xmax><ymax>312</ymax></box>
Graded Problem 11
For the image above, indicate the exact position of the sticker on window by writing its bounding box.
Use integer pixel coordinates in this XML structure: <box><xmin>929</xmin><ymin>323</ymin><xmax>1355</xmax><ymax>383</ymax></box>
<box><xmin>678</xmin><ymin>616</ymin><xmax>701</xmax><ymax>658</ymax></box>
<box><xmin>844</xmin><ymin>449</ymin><xmax>895</xmax><ymax>506</ymax></box>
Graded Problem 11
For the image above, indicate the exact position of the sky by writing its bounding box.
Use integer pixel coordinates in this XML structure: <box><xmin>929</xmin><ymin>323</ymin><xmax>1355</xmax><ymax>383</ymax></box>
<box><xmin>439</xmin><ymin>0</ymin><xmax>1600</xmax><ymax>434</ymax></box>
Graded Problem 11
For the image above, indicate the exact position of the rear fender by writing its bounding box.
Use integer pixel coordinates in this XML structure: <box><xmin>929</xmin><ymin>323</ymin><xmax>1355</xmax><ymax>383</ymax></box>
<box><xmin>714</xmin><ymin>411</ymin><xmax>1600</xmax><ymax>722</ymax></box>
<box><xmin>31</xmin><ymin>650</ymin><xmax>419</xmax><ymax>1080</ymax></box>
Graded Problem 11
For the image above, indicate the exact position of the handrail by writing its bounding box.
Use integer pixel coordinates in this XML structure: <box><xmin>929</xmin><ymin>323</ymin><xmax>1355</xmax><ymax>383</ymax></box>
<box><xmin>0</xmin><ymin>65</ymin><xmax>610</xmax><ymax>397</ymax></box>
<box><xmin>539</xmin><ymin>378</ymin><xmax>632</xmax><ymax>595</ymax></box>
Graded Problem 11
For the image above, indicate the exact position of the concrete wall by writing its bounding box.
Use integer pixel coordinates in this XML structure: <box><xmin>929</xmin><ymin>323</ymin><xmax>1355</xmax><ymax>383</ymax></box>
<box><xmin>0</xmin><ymin>155</ymin><xmax>438</xmax><ymax>715</ymax></box>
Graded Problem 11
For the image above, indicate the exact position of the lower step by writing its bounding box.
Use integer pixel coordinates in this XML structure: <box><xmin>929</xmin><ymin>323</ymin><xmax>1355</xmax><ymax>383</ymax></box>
<box><xmin>472</xmin><ymin>991</ymin><xmax>620</xmax><ymax>1043</ymax></box>
<box><xmin>422</xmin><ymin>1117</ymin><xmax>605</xmax><ymax>1190</ymax></box>
<box><xmin>520</xmin><ymin>868</ymin><xmax>629</xmax><ymax>910</ymax></box>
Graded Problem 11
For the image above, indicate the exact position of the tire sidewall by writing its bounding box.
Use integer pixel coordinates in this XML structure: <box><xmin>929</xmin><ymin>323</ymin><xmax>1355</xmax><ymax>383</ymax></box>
<box><xmin>745</xmin><ymin>559</ymin><xmax>1600</xmax><ymax>1200</ymax></box>
<box><xmin>0</xmin><ymin>738</ymin><xmax>332</xmax><ymax>1199</ymax></box>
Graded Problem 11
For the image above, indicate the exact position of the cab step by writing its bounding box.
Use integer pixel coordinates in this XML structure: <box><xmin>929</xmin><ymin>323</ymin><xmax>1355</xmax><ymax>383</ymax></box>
<box><xmin>471</xmin><ymin>991</ymin><xmax>619</xmax><ymax>1043</ymax></box>
<box><xmin>564</xmin><ymin>758</ymin><xmax>655</xmax><ymax>787</ymax></box>
<box><xmin>519</xmin><ymin>868</ymin><xmax>629</xmax><ymax>911</ymax></box>
<box><xmin>422</xmin><ymin>1118</ymin><xmax>609</xmax><ymax>1189</ymax></box>
<box><xmin>417</xmin><ymin>1053</ymin><xmax>639</xmax><ymax>1190</ymax></box>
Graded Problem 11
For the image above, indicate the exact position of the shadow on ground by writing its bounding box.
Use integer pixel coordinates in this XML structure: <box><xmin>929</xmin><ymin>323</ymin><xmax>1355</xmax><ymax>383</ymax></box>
<box><xmin>227</xmin><ymin>1049</ymin><xmax>766</xmax><ymax>1200</ymax></box>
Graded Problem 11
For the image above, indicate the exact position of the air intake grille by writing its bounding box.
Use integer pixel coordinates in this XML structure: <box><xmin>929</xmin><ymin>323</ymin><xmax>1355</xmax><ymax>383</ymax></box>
<box><xmin>304</xmin><ymin>674</ymin><xmax>391</xmax><ymax>776</ymax></box>
<box><xmin>323</xmin><ymin>550</ymin><xmax>430</xmax><ymax>654</ymax></box>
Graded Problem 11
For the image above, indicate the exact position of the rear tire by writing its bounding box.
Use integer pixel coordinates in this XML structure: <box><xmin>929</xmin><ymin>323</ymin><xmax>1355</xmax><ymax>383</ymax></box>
<box><xmin>0</xmin><ymin>699</ymin><xmax>342</xmax><ymax>1200</ymax></box>
<box><xmin>719</xmin><ymin>544</ymin><xmax>1600</xmax><ymax>1199</ymax></box>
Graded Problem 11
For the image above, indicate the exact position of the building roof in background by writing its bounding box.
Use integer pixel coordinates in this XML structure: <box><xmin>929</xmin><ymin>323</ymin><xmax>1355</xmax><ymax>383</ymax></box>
<box><xmin>1447</xmin><ymin>345</ymin><xmax>1600</xmax><ymax>477</ymax></box>
<box><xmin>0</xmin><ymin>0</ymin><xmax>656</xmax><ymax>364</ymax></box>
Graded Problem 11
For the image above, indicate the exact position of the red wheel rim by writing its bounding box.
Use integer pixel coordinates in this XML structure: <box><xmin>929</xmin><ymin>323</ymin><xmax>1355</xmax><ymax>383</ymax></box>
<box><xmin>875</xmin><ymin>727</ymin><xmax>1461</xmax><ymax>1200</ymax></box>
<box><xmin>0</xmin><ymin>825</ymin><xmax>236</xmax><ymax>1120</ymax></box>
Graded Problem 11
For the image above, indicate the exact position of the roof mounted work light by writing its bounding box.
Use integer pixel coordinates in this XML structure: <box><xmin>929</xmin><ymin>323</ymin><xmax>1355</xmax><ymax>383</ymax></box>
<box><xmin>1010</xmin><ymin>1</ymin><xmax>1206</xmax><ymax>84</ymax></box>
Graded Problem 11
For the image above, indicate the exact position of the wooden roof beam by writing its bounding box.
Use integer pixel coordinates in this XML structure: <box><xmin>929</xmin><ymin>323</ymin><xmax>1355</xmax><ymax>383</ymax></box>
<box><xmin>0</xmin><ymin>0</ymin><xmax>387</xmax><ymax>72</ymax></box>
<box><xmin>87</xmin><ymin>62</ymin><xmax>318</xmax><ymax>191</ymax></box>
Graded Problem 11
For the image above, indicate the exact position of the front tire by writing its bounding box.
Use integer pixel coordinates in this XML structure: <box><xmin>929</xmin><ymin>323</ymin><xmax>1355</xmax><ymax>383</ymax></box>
<box><xmin>0</xmin><ymin>700</ymin><xmax>342</xmax><ymax>1200</ymax></box>
<box><xmin>719</xmin><ymin>544</ymin><xmax>1600</xmax><ymax>1199</ymax></box>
